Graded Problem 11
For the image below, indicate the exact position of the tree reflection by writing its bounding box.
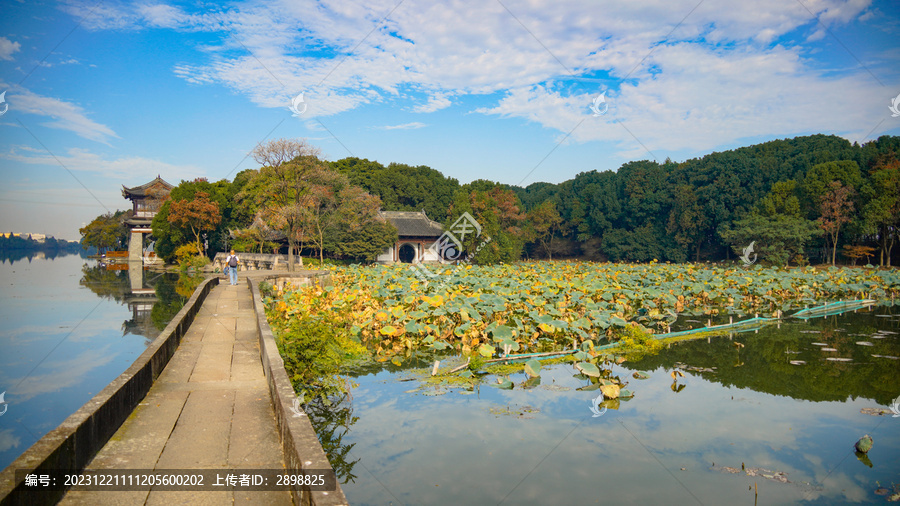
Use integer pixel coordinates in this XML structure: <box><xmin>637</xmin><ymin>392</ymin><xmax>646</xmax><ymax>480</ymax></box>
<box><xmin>150</xmin><ymin>274</ymin><xmax>188</xmax><ymax>331</ymax></box>
<box><xmin>79</xmin><ymin>263</ymin><xmax>129</xmax><ymax>302</ymax></box>
<box><xmin>305</xmin><ymin>394</ymin><xmax>361</xmax><ymax>484</ymax></box>
<box><xmin>628</xmin><ymin>312</ymin><xmax>900</xmax><ymax>405</ymax></box>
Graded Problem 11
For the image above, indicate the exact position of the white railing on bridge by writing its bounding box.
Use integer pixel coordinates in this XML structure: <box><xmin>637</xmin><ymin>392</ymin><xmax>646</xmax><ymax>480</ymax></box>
<box><xmin>213</xmin><ymin>252</ymin><xmax>302</xmax><ymax>271</ymax></box>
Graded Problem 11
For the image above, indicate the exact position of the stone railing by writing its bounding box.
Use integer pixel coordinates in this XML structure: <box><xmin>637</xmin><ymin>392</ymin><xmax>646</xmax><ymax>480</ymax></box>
<box><xmin>213</xmin><ymin>252</ymin><xmax>302</xmax><ymax>272</ymax></box>
<box><xmin>248</xmin><ymin>274</ymin><xmax>348</xmax><ymax>505</ymax></box>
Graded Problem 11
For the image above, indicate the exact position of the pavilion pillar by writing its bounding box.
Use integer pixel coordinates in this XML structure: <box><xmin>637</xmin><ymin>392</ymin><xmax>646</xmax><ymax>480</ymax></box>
<box><xmin>128</xmin><ymin>261</ymin><xmax>143</xmax><ymax>292</ymax></box>
<box><xmin>128</xmin><ymin>230</ymin><xmax>143</xmax><ymax>263</ymax></box>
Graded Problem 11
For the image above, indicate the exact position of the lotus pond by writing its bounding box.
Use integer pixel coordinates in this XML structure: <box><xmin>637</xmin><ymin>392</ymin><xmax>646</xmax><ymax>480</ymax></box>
<box><xmin>268</xmin><ymin>262</ymin><xmax>900</xmax><ymax>504</ymax></box>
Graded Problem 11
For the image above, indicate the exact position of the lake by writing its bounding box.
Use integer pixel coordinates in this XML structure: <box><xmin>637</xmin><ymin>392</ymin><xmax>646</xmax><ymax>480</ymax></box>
<box><xmin>321</xmin><ymin>307</ymin><xmax>900</xmax><ymax>504</ymax></box>
<box><xmin>0</xmin><ymin>253</ymin><xmax>188</xmax><ymax>471</ymax></box>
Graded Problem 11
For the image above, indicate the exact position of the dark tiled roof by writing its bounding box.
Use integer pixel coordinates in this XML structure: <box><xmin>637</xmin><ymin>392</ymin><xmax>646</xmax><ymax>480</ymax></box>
<box><xmin>379</xmin><ymin>211</ymin><xmax>444</xmax><ymax>238</ymax></box>
<box><xmin>122</xmin><ymin>176</ymin><xmax>175</xmax><ymax>199</ymax></box>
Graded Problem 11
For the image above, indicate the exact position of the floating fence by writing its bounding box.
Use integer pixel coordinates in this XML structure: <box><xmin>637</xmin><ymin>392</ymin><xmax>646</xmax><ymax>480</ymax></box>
<box><xmin>477</xmin><ymin>298</ymin><xmax>876</xmax><ymax>366</ymax></box>
<box><xmin>790</xmin><ymin>299</ymin><xmax>876</xmax><ymax>320</ymax></box>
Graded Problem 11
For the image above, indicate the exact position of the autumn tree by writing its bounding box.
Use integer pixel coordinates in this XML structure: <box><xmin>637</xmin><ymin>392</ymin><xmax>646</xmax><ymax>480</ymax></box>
<box><xmin>525</xmin><ymin>201</ymin><xmax>562</xmax><ymax>259</ymax></box>
<box><xmin>251</xmin><ymin>138</ymin><xmax>322</xmax><ymax>168</ymax></box>
<box><xmin>449</xmin><ymin>184</ymin><xmax>526</xmax><ymax>264</ymax></box>
<box><xmin>166</xmin><ymin>191</ymin><xmax>222</xmax><ymax>255</ymax></box>
<box><xmin>842</xmin><ymin>245</ymin><xmax>876</xmax><ymax>266</ymax></box>
<box><xmin>818</xmin><ymin>181</ymin><xmax>855</xmax><ymax>265</ymax></box>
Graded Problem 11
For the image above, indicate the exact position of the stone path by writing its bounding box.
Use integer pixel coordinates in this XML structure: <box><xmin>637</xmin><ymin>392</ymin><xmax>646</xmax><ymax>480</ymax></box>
<box><xmin>60</xmin><ymin>281</ymin><xmax>292</xmax><ymax>505</ymax></box>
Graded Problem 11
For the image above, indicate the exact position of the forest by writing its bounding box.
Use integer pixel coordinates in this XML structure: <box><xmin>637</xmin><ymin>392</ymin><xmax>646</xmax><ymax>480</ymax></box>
<box><xmin>80</xmin><ymin>133</ymin><xmax>900</xmax><ymax>267</ymax></box>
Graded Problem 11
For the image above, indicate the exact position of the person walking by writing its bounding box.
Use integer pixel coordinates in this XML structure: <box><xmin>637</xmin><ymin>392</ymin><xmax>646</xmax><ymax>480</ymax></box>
<box><xmin>225</xmin><ymin>250</ymin><xmax>241</xmax><ymax>286</ymax></box>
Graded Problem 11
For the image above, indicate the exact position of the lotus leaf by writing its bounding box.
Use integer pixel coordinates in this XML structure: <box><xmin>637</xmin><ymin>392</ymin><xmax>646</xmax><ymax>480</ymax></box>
<box><xmin>524</xmin><ymin>359</ymin><xmax>542</xmax><ymax>378</ymax></box>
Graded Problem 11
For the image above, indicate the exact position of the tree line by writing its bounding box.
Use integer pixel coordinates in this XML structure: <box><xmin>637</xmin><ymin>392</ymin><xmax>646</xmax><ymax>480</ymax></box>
<box><xmin>80</xmin><ymin>133</ymin><xmax>900</xmax><ymax>267</ymax></box>
<box><xmin>0</xmin><ymin>233</ymin><xmax>80</xmax><ymax>254</ymax></box>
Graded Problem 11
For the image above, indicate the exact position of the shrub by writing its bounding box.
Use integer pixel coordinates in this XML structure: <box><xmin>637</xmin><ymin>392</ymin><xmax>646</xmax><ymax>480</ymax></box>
<box><xmin>174</xmin><ymin>243</ymin><xmax>209</xmax><ymax>271</ymax></box>
<box><xmin>614</xmin><ymin>323</ymin><xmax>663</xmax><ymax>360</ymax></box>
<box><xmin>273</xmin><ymin>315</ymin><xmax>366</xmax><ymax>402</ymax></box>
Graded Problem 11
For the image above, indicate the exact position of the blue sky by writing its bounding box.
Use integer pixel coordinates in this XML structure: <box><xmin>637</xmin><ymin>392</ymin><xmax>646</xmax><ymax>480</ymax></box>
<box><xmin>1</xmin><ymin>0</ymin><xmax>899</xmax><ymax>240</ymax></box>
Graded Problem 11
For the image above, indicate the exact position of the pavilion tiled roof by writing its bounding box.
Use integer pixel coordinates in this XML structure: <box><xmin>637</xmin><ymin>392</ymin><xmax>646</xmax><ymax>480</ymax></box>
<box><xmin>122</xmin><ymin>176</ymin><xmax>175</xmax><ymax>199</ymax></box>
<box><xmin>379</xmin><ymin>211</ymin><xmax>444</xmax><ymax>238</ymax></box>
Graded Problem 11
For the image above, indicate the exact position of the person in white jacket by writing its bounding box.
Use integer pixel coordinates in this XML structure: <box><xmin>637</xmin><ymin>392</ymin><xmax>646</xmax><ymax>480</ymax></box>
<box><xmin>224</xmin><ymin>250</ymin><xmax>240</xmax><ymax>285</ymax></box>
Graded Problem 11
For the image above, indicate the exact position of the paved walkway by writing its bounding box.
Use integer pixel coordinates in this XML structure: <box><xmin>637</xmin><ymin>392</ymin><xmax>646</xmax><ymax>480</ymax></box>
<box><xmin>60</xmin><ymin>281</ymin><xmax>292</xmax><ymax>505</ymax></box>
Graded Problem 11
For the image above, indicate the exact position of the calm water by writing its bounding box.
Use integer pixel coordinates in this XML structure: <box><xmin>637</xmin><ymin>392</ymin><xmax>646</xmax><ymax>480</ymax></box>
<box><xmin>324</xmin><ymin>308</ymin><xmax>900</xmax><ymax>504</ymax></box>
<box><xmin>0</xmin><ymin>253</ymin><xmax>188</xmax><ymax>471</ymax></box>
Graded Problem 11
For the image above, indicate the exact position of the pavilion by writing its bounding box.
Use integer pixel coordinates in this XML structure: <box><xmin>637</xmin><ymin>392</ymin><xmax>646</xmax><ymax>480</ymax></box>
<box><xmin>122</xmin><ymin>176</ymin><xmax>174</xmax><ymax>263</ymax></box>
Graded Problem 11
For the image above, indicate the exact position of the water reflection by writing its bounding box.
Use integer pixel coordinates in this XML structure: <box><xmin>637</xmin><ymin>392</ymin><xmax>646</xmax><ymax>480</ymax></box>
<box><xmin>306</xmin><ymin>396</ymin><xmax>361</xmax><ymax>484</ymax></box>
<box><xmin>0</xmin><ymin>256</ymin><xmax>193</xmax><ymax>471</ymax></box>
<box><xmin>628</xmin><ymin>308</ymin><xmax>900</xmax><ymax>405</ymax></box>
<box><xmin>78</xmin><ymin>263</ymin><xmax>193</xmax><ymax>345</ymax></box>
<box><xmin>0</xmin><ymin>248</ymin><xmax>86</xmax><ymax>265</ymax></box>
<box><xmin>325</xmin><ymin>307</ymin><xmax>900</xmax><ymax>504</ymax></box>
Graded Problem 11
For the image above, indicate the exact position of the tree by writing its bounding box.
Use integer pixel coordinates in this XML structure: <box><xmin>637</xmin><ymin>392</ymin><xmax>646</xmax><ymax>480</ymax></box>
<box><xmin>166</xmin><ymin>191</ymin><xmax>222</xmax><ymax>255</ymax></box>
<box><xmin>525</xmin><ymin>201</ymin><xmax>562</xmax><ymax>259</ymax></box>
<box><xmin>231</xmin><ymin>215</ymin><xmax>281</xmax><ymax>254</ymax></box>
<box><xmin>79</xmin><ymin>211</ymin><xmax>129</xmax><ymax>253</ymax></box>
<box><xmin>842</xmin><ymin>245</ymin><xmax>876</xmax><ymax>266</ymax></box>
<box><xmin>449</xmin><ymin>185</ymin><xmax>525</xmax><ymax>264</ymax></box>
<box><xmin>860</xmin><ymin>166</ymin><xmax>900</xmax><ymax>266</ymax></box>
<box><xmin>251</xmin><ymin>138</ymin><xmax>322</xmax><ymax>168</ymax></box>
<box><xmin>666</xmin><ymin>185</ymin><xmax>707</xmax><ymax>261</ymax></box>
<box><xmin>802</xmin><ymin>160</ymin><xmax>863</xmax><ymax>210</ymax></box>
<box><xmin>238</xmin><ymin>142</ymin><xmax>327</xmax><ymax>270</ymax></box>
<box><xmin>300</xmin><ymin>171</ymin><xmax>345</xmax><ymax>263</ymax></box>
<box><xmin>331</xmin><ymin>158</ymin><xmax>460</xmax><ymax>221</ymax></box>
<box><xmin>151</xmin><ymin>179</ymin><xmax>233</xmax><ymax>263</ymax></box>
<box><xmin>818</xmin><ymin>181</ymin><xmax>855</xmax><ymax>265</ymax></box>
<box><xmin>323</xmin><ymin>185</ymin><xmax>398</xmax><ymax>261</ymax></box>
<box><xmin>719</xmin><ymin>214</ymin><xmax>821</xmax><ymax>267</ymax></box>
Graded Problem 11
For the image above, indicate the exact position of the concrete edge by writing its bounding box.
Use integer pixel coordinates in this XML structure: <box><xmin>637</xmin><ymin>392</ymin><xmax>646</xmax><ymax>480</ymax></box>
<box><xmin>248</xmin><ymin>274</ymin><xmax>349</xmax><ymax>506</ymax></box>
<box><xmin>0</xmin><ymin>276</ymin><xmax>220</xmax><ymax>506</ymax></box>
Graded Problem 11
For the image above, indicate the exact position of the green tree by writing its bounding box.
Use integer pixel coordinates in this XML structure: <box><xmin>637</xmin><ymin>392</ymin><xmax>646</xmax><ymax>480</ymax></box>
<box><xmin>237</xmin><ymin>139</ymin><xmax>326</xmax><ymax>270</ymax></box>
<box><xmin>79</xmin><ymin>211</ymin><xmax>129</xmax><ymax>253</ymax></box>
<box><xmin>802</xmin><ymin>160</ymin><xmax>863</xmax><ymax>209</ymax></box>
<box><xmin>719</xmin><ymin>215</ymin><xmax>821</xmax><ymax>267</ymax></box>
<box><xmin>860</xmin><ymin>164</ymin><xmax>900</xmax><ymax>266</ymax></box>
<box><xmin>322</xmin><ymin>185</ymin><xmax>398</xmax><ymax>261</ymax></box>
<box><xmin>667</xmin><ymin>185</ymin><xmax>707</xmax><ymax>261</ymax></box>
<box><xmin>332</xmin><ymin>158</ymin><xmax>460</xmax><ymax>220</ymax></box>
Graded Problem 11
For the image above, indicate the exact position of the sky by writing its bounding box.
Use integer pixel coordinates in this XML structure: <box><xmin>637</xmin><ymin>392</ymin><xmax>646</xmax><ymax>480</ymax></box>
<box><xmin>0</xmin><ymin>0</ymin><xmax>899</xmax><ymax>240</ymax></box>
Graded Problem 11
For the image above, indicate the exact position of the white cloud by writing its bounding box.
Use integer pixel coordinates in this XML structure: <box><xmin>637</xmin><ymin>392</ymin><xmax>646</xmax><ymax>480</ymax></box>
<box><xmin>413</xmin><ymin>93</ymin><xmax>451</xmax><ymax>113</ymax></box>
<box><xmin>57</xmin><ymin>0</ymin><xmax>887</xmax><ymax>155</ymax></box>
<box><xmin>0</xmin><ymin>36</ymin><xmax>21</xmax><ymax>61</ymax></box>
<box><xmin>0</xmin><ymin>83</ymin><xmax>118</xmax><ymax>143</ymax></box>
<box><xmin>0</xmin><ymin>145</ymin><xmax>205</xmax><ymax>180</ymax></box>
<box><xmin>479</xmin><ymin>43</ymin><xmax>890</xmax><ymax>158</ymax></box>
<box><xmin>382</xmin><ymin>122</ymin><xmax>426</xmax><ymax>130</ymax></box>
<box><xmin>0</xmin><ymin>429</ymin><xmax>21</xmax><ymax>453</ymax></box>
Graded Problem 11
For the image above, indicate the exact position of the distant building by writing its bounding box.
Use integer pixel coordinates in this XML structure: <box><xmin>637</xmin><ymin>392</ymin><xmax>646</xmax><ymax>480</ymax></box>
<box><xmin>122</xmin><ymin>176</ymin><xmax>175</xmax><ymax>262</ymax></box>
<box><xmin>376</xmin><ymin>211</ymin><xmax>444</xmax><ymax>263</ymax></box>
